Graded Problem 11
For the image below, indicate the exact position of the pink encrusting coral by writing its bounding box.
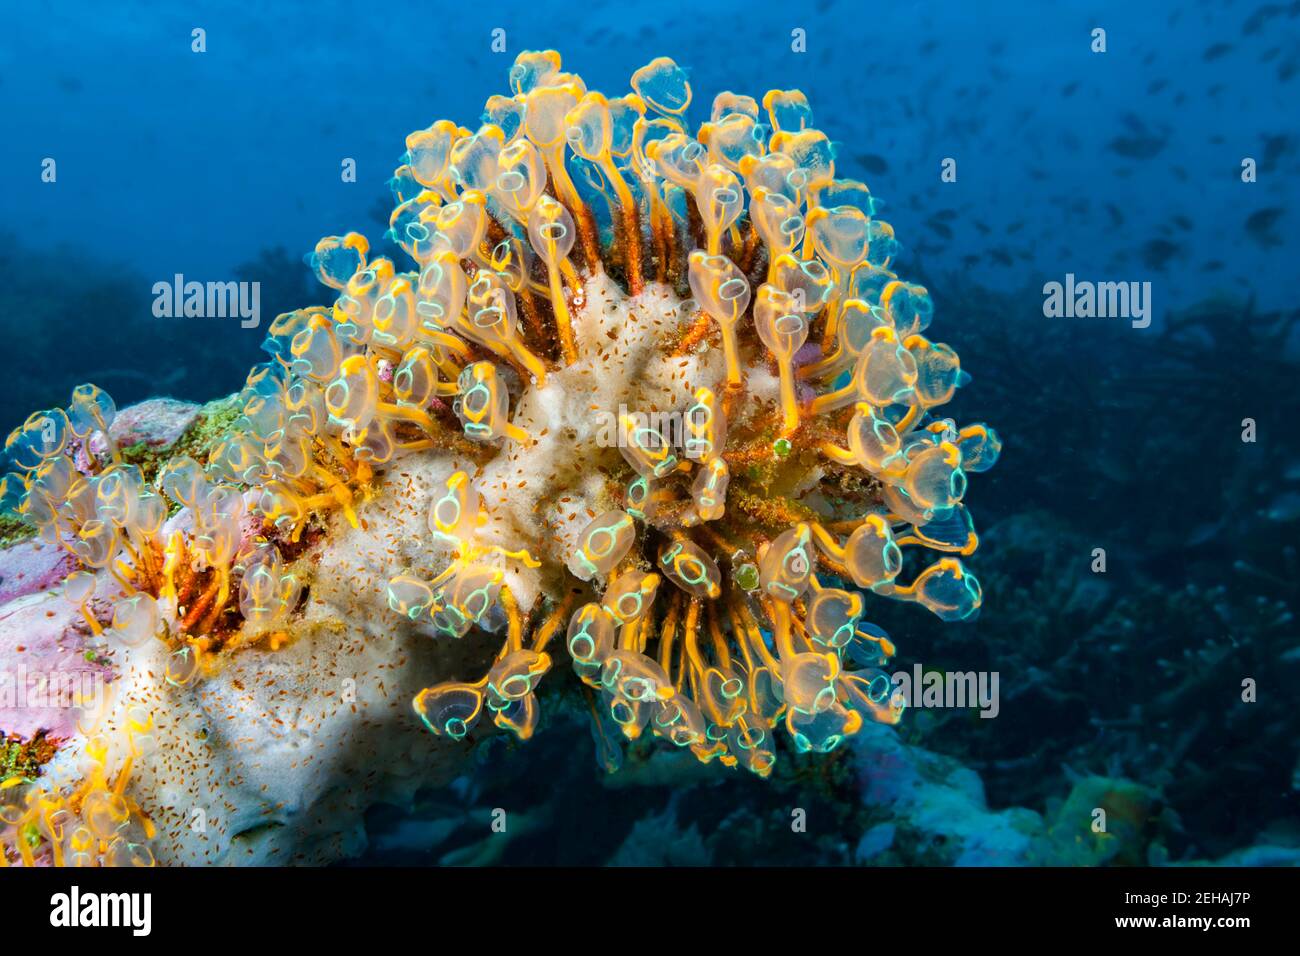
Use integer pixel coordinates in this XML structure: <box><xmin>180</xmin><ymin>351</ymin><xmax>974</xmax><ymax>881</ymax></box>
<box><xmin>0</xmin><ymin>584</ymin><xmax>114</xmax><ymax>742</ymax></box>
<box><xmin>0</xmin><ymin>537</ymin><xmax>78</xmax><ymax>606</ymax></box>
<box><xmin>0</xmin><ymin>50</ymin><xmax>1000</xmax><ymax>865</ymax></box>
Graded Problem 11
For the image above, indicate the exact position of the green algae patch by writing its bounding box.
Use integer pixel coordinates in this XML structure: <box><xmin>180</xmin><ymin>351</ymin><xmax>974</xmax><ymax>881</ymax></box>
<box><xmin>1</xmin><ymin>731</ymin><xmax>60</xmax><ymax>787</ymax></box>
<box><xmin>0</xmin><ymin>513</ymin><xmax>35</xmax><ymax>548</ymax></box>
<box><xmin>172</xmin><ymin>393</ymin><xmax>242</xmax><ymax>464</ymax></box>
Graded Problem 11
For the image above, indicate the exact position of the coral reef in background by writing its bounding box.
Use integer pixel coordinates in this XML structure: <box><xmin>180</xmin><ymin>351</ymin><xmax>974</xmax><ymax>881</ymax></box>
<box><xmin>0</xmin><ymin>234</ymin><xmax>313</xmax><ymax>430</ymax></box>
<box><xmin>0</xmin><ymin>51</ymin><xmax>1001</xmax><ymax>865</ymax></box>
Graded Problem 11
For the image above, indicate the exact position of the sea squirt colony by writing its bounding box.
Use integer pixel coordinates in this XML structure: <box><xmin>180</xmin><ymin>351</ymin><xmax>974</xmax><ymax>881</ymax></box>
<box><xmin>1</xmin><ymin>50</ymin><xmax>1000</xmax><ymax>865</ymax></box>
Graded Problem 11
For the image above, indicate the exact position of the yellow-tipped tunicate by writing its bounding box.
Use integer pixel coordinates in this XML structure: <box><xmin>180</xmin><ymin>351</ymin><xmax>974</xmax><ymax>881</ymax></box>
<box><xmin>688</xmin><ymin>457</ymin><xmax>730</xmax><ymax>524</ymax></box>
<box><xmin>457</xmin><ymin>361</ymin><xmax>532</xmax><ymax>444</ymax></box>
<box><xmin>527</xmin><ymin>194</ymin><xmax>580</xmax><ymax>363</ymax></box>
<box><xmin>574</xmin><ymin>510</ymin><xmax>637</xmax><ymax>581</ymax></box>
<box><xmin>683</xmin><ymin>386</ymin><xmax>726</xmax><ymax>463</ymax></box>
<box><xmin>688</xmin><ymin>250</ymin><xmax>751</xmax><ymax>387</ymax></box>
<box><xmin>753</xmin><ymin>283</ymin><xmax>810</xmax><ymax>435</ymax></box>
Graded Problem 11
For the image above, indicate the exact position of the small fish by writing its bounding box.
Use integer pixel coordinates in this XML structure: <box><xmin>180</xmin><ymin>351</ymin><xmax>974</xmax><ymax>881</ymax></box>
<box><xmin>1141</xmin><ymin>238</ymin><xmax>1181</xmax><ymax>270</ymax></box>
<box><xmin>1109</xmin><ymin>115</ymin><xmax>1168</xmax><ymax>159</ymax></box>
<box><xmin>1245</xmin><ymin>208</ymin><xmax>1284</xmax><ymax>248</ymax></box>
<box><xmin>926</xmin><ymin>218</ymin><xmax>954</xmax><ymax>240</ymax></box>
<box><xmin>857</xmin><ymin>153</ymin><xmax>889</xmax><ymax>175</ymax></box>
<box><xmin>1202</xmin><ymin>42</ymin><xmax>1233</xmax><ymax>61</ymax></box>
<box><xmin>1262</xmin><ymin>491</ymin><xmax>1300</xmax><ymax>523</ymax></box>
<box><xmin>1261</xmin><ymin>133</ymin><xmax>1290</xmax><ymax>170</ymax></box>
<box><xmin>1242</xmin><ymin>4</ymin><xmax>1283</xmax><ymax>35</ymax></box>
